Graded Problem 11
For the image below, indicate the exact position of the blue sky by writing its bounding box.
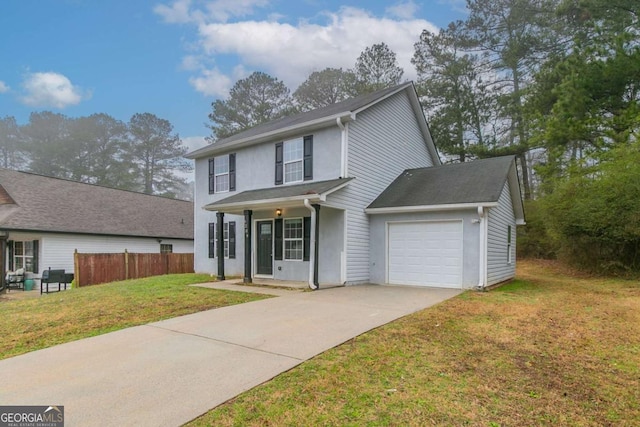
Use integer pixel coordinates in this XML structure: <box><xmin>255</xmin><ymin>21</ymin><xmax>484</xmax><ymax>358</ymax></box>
<box><xmin>0</xmin><ymin>0</ymin><xmax>466</xmax><ymax>152</ymax></box>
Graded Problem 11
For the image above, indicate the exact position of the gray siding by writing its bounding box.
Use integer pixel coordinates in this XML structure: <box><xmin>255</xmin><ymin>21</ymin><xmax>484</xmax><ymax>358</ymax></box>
<box><xmin>328</xmin><ymin>91</ymin><xmax>435</xmax><ymax>283</ymax></box>
<box><xmin>193</xmin><ymin>126</ymin><xmax>342</xmax><ymax>275</ymax></box>
<box><xmin>487</xmin><ymin>182</ymin><xmax>517</xmax><ymax>285</ymax></box>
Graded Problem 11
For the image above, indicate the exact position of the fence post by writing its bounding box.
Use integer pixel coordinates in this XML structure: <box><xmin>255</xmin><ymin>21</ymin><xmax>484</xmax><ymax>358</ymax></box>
<box><xmin>124</xmin><ymin>249</ymin><xmax>129</xmax><ymax>280</ymax></box>
<box><xmin>74</xmin><ymin>249</ymin><xmax>80</xmax><ymax>288</ymax></box>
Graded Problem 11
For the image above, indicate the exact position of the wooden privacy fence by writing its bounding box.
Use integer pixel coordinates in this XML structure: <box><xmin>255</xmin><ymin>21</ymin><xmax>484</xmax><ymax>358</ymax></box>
<box><xmin>74</xmin><ymin>250</ymin><xmax>194</xmax><ymax>287</ymax></box>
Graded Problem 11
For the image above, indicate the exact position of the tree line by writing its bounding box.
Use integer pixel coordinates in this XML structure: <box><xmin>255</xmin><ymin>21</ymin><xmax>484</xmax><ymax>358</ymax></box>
<box><xmin>0</xmin><ymin>112</ymin><xmax>192</xmax><ymax>199</ymax></box>
<box><xmin>207</xmin><ymin>0</ymin><xmax>640</xmax><ymax>274</ymax></box>
<box><xmin>207</xmin><ymin>42</ymin><xmax>405</xmax><ymax>141</ymax></box>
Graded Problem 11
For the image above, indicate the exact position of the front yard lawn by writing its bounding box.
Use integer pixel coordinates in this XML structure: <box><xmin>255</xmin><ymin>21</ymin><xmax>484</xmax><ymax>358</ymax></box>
<box><xmin>0</xmin><ymin>274</ymin><xmax>269</xmax><ymax>360</ymax></box>
<box><xmin>189</xmin><ymin>260</ymin><xmax>640</xmax><ymax>426</ymax></box>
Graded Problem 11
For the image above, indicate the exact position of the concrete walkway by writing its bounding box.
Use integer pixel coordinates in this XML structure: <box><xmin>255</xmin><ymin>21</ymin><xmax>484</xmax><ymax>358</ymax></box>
<box><xmin>0</xmin><ymin>285</ymin><xmax>462</xmax><ymax>427</ymax></box>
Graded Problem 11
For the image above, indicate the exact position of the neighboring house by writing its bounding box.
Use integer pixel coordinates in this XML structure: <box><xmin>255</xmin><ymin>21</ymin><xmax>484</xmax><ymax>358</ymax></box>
<box><xmin>186</xmin><ymin>82</ymin><xmax>525</xmax><ymax>290</ymax></box>
<box><xmin>0</xmin><ymin>169</ymin><xmax>194</xmax><ymax>290</ymax></box>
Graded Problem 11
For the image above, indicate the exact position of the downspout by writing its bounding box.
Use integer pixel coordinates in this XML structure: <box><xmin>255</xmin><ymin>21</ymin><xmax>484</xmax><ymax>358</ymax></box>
<box><xmin>303</xmin><ymin>198</ymin><xmax>318</xmax><ymax>290</ymax></box>
<box><xmin>336</xmin><ymin>117</ymin><xmax>346</xmax><ymax>177</ymax></box>
<box><xmin>477</xmin><ymin>206</ymin><xmax>486</xmax><ymax>291</ymax></box>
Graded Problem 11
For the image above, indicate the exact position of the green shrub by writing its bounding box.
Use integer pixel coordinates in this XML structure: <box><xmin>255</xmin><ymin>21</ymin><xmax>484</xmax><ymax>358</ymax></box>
<box><xmin>540</xmin><ymin>141</ymin><xmax>640</xmax><ymax>275</ymax></box>
<box><xmin>517</xmin><ymin>199</ymin><xmax>558</xmax><ymax>259</ymax></box>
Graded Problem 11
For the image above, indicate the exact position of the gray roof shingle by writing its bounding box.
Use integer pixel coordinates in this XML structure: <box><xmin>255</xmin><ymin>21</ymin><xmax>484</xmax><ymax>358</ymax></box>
<box><xmin>368</xmin><ymin>156</ymin><xmax>517</xmax><ymax>209</ymax></box>
<box><xmin>0</xmin><ymin>169</ymin><xmax>194</xmax><ymax>239</ymax></box>
<box><xmin>204</xmin><ymin>178</ymin><xmax>353</xmax><ymax>210</ymax></box>
<box><xmin>186</xmin><ymin>83</ymin><xmax>413</xmax><ymax>159</ymax></box>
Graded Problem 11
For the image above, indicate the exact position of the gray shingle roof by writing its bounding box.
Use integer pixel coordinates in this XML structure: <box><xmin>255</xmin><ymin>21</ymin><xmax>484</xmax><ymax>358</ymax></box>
<box><xmin>368</xmin><ymin>156</ymin><xmax>517</xmax><ymax>209</ymax></box>
<box><xmin>186</xmin><ymin>83</ymin><xmax>413</xmax><ymax>159</ymax></box>
<box><xmin>0</xmin><ymin>169</ymin><xmax>193</xmax><ymax>239</ymax></box>
<box><xmin>204</xmin><ymin>177</ymin><xmax>353</xmax><ymax>210</ymax></box>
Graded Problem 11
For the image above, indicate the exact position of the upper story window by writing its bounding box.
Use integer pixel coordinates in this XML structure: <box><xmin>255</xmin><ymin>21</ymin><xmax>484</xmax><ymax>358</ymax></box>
<box><xmin>275</xmin><ymin>136</ymin><xmax>313</xmax><ymax>185</ymax></box>
<box><xmin>160</xmin><ymin>244</ymin><xmax>173</xmax><ymax>254</ymax></box>
<box><xmin>215</xmin><ymin>156</ymin><xmax>229</xmax><ymax>192</ymax></box>
<box><xmin>284</xmin><ymin>138</ymin><xmax>304</xmax><ymax>184</ymax></box>
<box><xmin>208</xmin><ymin>153</ymin><xmax>236</xmax><ymax>194</ymax></box>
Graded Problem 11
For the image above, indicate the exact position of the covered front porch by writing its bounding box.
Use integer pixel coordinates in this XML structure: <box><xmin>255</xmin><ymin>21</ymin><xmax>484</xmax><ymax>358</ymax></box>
<box><xmin>204</xmin><ymin>178</ymin><xmax>351</xmax><ymax>290</ymax></box>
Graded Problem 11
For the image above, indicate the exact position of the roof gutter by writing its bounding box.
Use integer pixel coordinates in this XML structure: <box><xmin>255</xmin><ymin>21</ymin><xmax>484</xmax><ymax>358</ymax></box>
<box><xmin>204</xmin><ymin>194</ymin><xmax>323</xmax><ymax>212</ymax></box>
<box><xmin>365</xmin><ymin>202</ymin><xmax>498</xmax><ymax>215</ymax></box>
<box><xmin>186</xmin><ymin>112</ymin><xmax>355</xmax><ymax>159</ymax></box>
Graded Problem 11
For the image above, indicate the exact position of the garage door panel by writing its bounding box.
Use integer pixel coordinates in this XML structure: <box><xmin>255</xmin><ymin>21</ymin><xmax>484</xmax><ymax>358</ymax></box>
<box><xmin>388</xmin><ymin>221</ymin><xmax>462</xmax><ymax>288</ymax></box>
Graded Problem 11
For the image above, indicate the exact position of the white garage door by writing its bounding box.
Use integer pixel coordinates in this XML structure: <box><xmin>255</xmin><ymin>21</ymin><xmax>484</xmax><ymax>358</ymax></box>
<box><xmin>388</xmin><ymin>221</ymin><xmax>463</xmax><ymax>288</ymax></box>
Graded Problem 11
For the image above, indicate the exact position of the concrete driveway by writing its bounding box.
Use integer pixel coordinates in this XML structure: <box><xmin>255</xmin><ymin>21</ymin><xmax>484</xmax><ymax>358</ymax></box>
<box><xmin>0</xmin><ymin>284</ymin><xmax>461</xmax><ymax>427</ymax></box>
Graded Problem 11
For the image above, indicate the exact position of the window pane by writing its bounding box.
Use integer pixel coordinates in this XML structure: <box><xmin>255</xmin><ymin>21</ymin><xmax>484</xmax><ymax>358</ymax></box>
<box><xmin>284</xmin><ymin>219</ymin><xmax>302</xmax><ymax>238</ymax></box>
<box><xmin>224</xmin><ymin>241</ymin><xmax>229</xmax><ymax>258</ymax></box>
<box><xmin>285</xmin><ymin>240</ymin><xmax>303</xmax><ymax>260</ymax></box>
<box><xmin>215</xmin><ymin>174</ymin><xmax>229</xmax><ymax>192</ymax></box>
<box><xmin>15</xmin><ymin>258</ymin><xmax>24</xmax><ymax>270</ymax></box>
<box><xmin>14</xmin><ymin>241</ymin><xmax>23</xmax><ymax>256</ymax></box>
<box><xmin>24</xmin><ymin>241</ymin><xmax>34</xmax><ymax>256</ymax></box>
<box><xmin>214</xmin><ymin>156</ymin><xmax>229</xmax><ymax>174</ymax></box>
<box><xmin>283</xmin><ymin>139</ymin><xmax>303</xmax><ymax>163</ymax></box>
<box><xmin>284</xmin><ymin>161</ymin><xmax>303</xmax><ymax>183</ymax></box>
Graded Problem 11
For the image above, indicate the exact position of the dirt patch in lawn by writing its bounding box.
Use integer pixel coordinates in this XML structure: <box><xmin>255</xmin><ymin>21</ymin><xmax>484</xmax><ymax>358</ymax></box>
<box><xmin>189</xmin><ymin>260</ymin><xmax>640</xmax><ymax>426</ymax></box>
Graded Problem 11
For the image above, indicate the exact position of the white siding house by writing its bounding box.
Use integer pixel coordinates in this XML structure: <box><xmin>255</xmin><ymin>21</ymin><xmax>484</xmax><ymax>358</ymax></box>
<box><xmin>186</xmin><ymin>82</ymin><xmax>525</xmax><ymax>290</ymax></box>
<box><xmin>0</xmin><ymin>169</ymin><xmax>194</xmax><ymax>291</ymax></box>
<box><xmin>326</xmin><ymin>89</ymin><xmax>436</xmax><ymax>283</ymax></box>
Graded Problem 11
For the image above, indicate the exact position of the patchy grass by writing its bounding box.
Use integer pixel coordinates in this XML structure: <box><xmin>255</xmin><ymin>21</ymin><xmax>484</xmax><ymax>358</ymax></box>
<box><xmin>0</xmin><ymin>274</ymin><xmax>269</xmax><ymax>360</ymax></box>
<box><xmin>189</xmin><ymin>260</ymin><xmax>640</xmax><ymax>426</ymax></box>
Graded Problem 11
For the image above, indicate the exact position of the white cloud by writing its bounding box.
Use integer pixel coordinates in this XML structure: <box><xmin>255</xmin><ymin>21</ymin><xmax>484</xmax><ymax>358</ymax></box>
<box><xmin>156</xmin><ymin>2</ymin><xmax>439</xmax><ymax>96</ymax></box>
<box><xmin>180</xmin><ymin>54</ymin><xmax>203</xmax><ymax>71</ymax></box>
<box><xmin>154</xmin><ymin>0</ymin><xmax>194</xmax><ymax>23</ymax></box>
<box><xmin>155</xmin><ymin>0</ymin><xmax>269</xmax><ymax>24</ymax></box>
<box><xmin>204</xmin><ymin>0</ymin><xmax>270</xmax><ymax>23</ymax></box>
<box><xmin>182</xmin><ymin>135</ymin><xmax>208</xmax><ymax>152</ymax></box>
<box><xmin>20</xmin><ymin>72</ymin><xmax>88</xmax><ymax>108</ymax></box>
<box><xmin>188</xmin><ymin>64</ymin><xmax>248</xmax><ymax>97</ymax></box>
<box><xmin>385</xmin><ymin>1</ymin><xmax>420</xmax><ymax>20</ymax></box>
<box><xmin>195</xmin><ymin>7</ymin><xmax>437</xmax><ymax>88</ymax></box>
<box><xmin>0</xmin><ymin>81</ymin><xmax>9</xmax><ymax>93</ymax></box>
<box><xmin>188</xmin><ymin>67</ymin><xmax>234</xmax><ymax>97</ymax></box>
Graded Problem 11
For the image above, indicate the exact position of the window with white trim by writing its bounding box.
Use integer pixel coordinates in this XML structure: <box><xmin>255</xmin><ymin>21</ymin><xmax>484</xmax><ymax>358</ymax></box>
<box><xmin>283</xmin><ymin>138</ymin><xmax>304</xmax><ymax>184</ymax></box>
<box><xmin>223</xmin><ymin>222</ymin><xmax>230</xmax><ymax>258</ymax></box>
<box><xmin>14</xmin><ymin>241</ymin><xmax>35</xmax><ymax>272</ymax></box>
<box><xmin>160</xmin><ymin>244</ymin><xmax>173</xmax><ymax>254</ymax></box>
<box><xmin>284</xmin><ymin>218</ymin><xmax>303</xmax><ymax>260</ymax></box>
<box><xmin>214</xmin><ymin>156</ymin><xmax>230</xmax><ymax>193</ymax></box>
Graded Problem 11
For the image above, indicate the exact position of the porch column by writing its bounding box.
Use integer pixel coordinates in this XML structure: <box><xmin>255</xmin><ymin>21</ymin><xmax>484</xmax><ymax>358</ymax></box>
<box><xmin>0</xmin><ymin>231</ymin><xmax>6</xmax><ymax>293</ymax></box>
<box><xmin>313</xmin><ymin>204</ymin><xmax>320</xmax><ymax>288</ymax></box>
<box><xmin>216</xmin><ymin>212</ymin><xmax>225</xmax><ymax>281</ymax></box>
<box><xmin>243</xmin><ymin>209</ymin><xmax>252</xmax><ymax>283</ymax></box>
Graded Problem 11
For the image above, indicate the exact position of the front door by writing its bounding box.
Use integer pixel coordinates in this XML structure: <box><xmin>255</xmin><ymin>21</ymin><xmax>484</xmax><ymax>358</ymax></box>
<box><xmin>256</xmin><ymin>220</ymin><xmax>273</xmax><ymax>275</ymax></box>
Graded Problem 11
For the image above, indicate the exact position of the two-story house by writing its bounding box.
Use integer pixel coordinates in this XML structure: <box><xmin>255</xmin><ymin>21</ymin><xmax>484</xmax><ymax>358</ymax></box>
<box><xmin>186</xmin><ymin>82</ymin><xmax>524</xmax><ymax>290</ymax></box>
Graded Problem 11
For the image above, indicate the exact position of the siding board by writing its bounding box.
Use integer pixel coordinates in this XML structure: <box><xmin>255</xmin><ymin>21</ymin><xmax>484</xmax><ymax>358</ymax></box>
<box><xmin>328</xmin><ymin>91</ymin><xmax>435</xmax><ymax>283</ymax></box>
<box><xmin>486</xmin><ymin>182</ymin><xmax>517</xmax><ymax>285</ymax></box>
